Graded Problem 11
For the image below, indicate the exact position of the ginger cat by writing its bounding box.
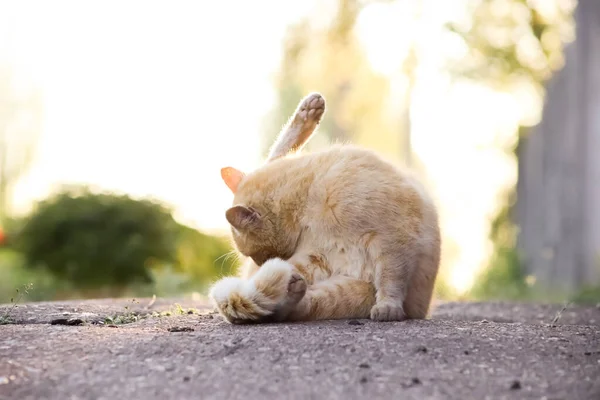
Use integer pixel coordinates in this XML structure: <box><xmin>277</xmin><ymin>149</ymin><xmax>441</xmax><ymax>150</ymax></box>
<box><xmin>209</xmin><ymin>93</ymin><xmax>441</xmax><ymax>323</ymax></box>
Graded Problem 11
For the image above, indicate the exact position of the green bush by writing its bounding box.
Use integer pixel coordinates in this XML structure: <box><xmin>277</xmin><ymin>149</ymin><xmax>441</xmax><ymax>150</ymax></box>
<box><xmin>12</xmin><ymin>186</ymin><xmax>180</xmax><ymax>292</ymax></box>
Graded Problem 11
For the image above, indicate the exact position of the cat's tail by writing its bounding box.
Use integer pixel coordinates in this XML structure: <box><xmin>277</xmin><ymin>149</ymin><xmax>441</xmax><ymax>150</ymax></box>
<box><xmin>267</xmin><ymin>92</ymin><xmax>326</xmax><ymax>162</ymax></box>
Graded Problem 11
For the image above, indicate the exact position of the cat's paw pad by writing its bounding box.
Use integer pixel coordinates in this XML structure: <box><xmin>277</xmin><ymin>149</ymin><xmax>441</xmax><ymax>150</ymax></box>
<box><xmin>285</xmin><ymin>271</ymin><xmax>307</xmax><ymax>305</ymax></box>
<box><xmin>370</xmin><ymin>301</ymin><xmax>406</xmax><ymax>322</ymax></box>
<box><xmin>296</xmin><ymin>93</ymin><xmax>325</xmax><ymax>124</ymax></box>
<box><xmin>288</xmin><ymin>272</ymin><xmax>307</xmax><ymax>294</ymax></box>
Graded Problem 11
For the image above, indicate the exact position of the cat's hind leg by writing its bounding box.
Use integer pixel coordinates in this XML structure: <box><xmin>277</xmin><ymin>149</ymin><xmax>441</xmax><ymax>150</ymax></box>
<box><xmin>209</xmin><ymin>258</ymin><xmax>306</xmax><ymax>324</ymax></box>
<box><xmin>370</xmin><ymin>242</ymin><xmax>421</xmax><ymax>322</ymax></box>
<box><xmin>285</xmin><ymin>276</ymin><xmax>375</xmax><ymax>322</ymax></box>
<box><xmin>403</xmin><ymin>232</ymin><xmax>441</xmax><ymax>319</ymax></box>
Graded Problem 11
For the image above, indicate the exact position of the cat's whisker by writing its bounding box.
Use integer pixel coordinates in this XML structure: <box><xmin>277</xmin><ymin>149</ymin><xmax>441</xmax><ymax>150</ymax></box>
<box><xmin>214</xmin><ymin>253</ymin><xmax>228</xmax><ymax>264</ymax></box>
<box><xmin>213</xmin><ymin>250</ymin><xmax>238</xmax><ymax>278</ymax></box>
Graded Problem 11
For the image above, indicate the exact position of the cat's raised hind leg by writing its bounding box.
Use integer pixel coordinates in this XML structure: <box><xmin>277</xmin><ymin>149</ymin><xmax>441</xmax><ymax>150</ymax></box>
<box><xmin>267</xmin><ymin>92</ymin><xmax>325</xmax><ymax>161</ymax></box>
<box><xmin>209</xmin><ymin>258</ymin><xmax>306</xmax><ymax>324</ymax></box>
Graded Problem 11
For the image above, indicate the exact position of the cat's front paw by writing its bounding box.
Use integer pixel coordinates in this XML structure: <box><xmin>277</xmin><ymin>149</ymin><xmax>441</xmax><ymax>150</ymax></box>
<box><xmin>209</xmin><ymin>277</ymin><xmax>271</xmax><ymax>324</ymax></box>
<box><xmin>209</xmin><ymin>258</ymin><xmax>307</xmax><ymax>324</ymax></box>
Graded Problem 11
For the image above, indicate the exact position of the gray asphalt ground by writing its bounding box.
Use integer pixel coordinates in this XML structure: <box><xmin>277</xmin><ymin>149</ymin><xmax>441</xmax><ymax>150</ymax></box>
<box><xmin>1</xmin><ymin>298</ymin><xmax>599</xmax><ymax>400</ymax></box>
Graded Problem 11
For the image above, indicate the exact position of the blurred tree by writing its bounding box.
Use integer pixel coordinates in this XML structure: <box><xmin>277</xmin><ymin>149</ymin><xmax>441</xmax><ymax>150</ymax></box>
<box><xmin>0</xmin><ymin>64</ymin><xmax>43</xmax><ymax>226</ymax></box>
<box><xmin>446</xmin><ymin>0</ymin><xmax>578</xmax><ymax>298</ymax></box>
<box><xmin>262</xmin><ymin>0</ymin><xmax>408</xmax><ymax>164</ymax></box>
<box><xmin>515</xmin><ymin>0</ymin><xmax>600</xmax><ymax>298</ymax></box>
<box><xmin>13</xmin><ymin>186</ymin><xmax>181</xmax><ymax>294</ymax></box>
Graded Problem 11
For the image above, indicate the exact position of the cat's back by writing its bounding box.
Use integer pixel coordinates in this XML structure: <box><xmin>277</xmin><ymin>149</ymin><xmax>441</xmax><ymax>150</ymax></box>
<box><xmin>245</xmin><ymin>144</ymin><xmax>366</xmax><ymax>195</ymax></box>
<box><xmin>245</xmin><ymin>143</ymin><xmax>434</xmax><ymax>223</ymax></box>
<box><xmin>299</xmin><ymin>144</ymin><xmax>437</xmax><ymax>237</ymax></box>
<box><xmin>268</xmin><ymin>143</ymin><xmax>407</xmax><ymax>181</ymax></box>
<box><xmin>305</xmin><ymin>143</ymin><xmax>432</xmax><ymax>205</ymax></box>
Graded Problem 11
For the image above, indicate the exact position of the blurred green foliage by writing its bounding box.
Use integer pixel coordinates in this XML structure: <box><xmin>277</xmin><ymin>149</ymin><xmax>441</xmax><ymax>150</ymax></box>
<box><xmin>0</xmin><ymin>186</ymin><xmax>238</xmax><ymax>302</ymax></box>
<box><xmin>446</xmin><ymin>0</ymin><xmax>576</xmax><ymax>89</ymax></box>
<box><xmin>468</xmin><ymin>190</ymin><xmax>530</xmax><ymax>300</ymax></box>
<box><xmin>172</xmin><ymin>223</ymin><xmax>238</xmax><ymax>290</ymax></box>
<box><xmin>13</xmin><ymin>187</ymin><xmax>177</xmax><ymax>290</ymax></box>
<box><xmin>571</xmin><ymin>285</ymin><xmax>600</xmax><ymax>305</ymax></box>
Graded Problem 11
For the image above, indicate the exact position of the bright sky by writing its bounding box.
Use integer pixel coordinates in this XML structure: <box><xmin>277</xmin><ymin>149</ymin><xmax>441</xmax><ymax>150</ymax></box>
<box><xmin>2</xmin><ymin>0</ymin><xmax>317</xmax><ymax>230</ymax></box>
<box><xmin>1</xmin><ymin>0</ymin><xmax>534</xmax><ymax>293</ymax></box>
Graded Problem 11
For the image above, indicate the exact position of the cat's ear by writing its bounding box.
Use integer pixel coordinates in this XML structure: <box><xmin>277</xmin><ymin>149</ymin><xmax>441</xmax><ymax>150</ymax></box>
<box><xmin>225</xmin><ymin>205</ymin><xmax>261</xmax><ymax>231</ymax></box>
<box><xmin>267</xmin><ymin>92</ymin><xmax>326</xmax><ymax>162</ymax></box>
<box><xmin>221</xmin><ymin>167</ymin><xmax>245</xmax><ymax>194</ymax></box>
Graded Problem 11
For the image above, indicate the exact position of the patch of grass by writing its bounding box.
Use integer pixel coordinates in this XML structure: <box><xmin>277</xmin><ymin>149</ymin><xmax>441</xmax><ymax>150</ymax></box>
<box><xmin>103</xmin><ymin>301</ymin><xmax>201</xmax><ymax>326</ymax></box>
<box><xmin>1</xmin><ymin>282</ymin><xmax>33</xmax><ymax>324</ymax></box>
<box><xmin>105</xmin><ymin>312</ymin><xmax>143</xmax><ymax>325</ymax></box>
<box><xmin>149</xmin><ymin>303</ymin><xmax>200</xmax><ymax>318</ymax></box>
<box><xmin>550</xmin><ymin>301</ymin><xmax>572</xmax><ymax>327</ymax></box>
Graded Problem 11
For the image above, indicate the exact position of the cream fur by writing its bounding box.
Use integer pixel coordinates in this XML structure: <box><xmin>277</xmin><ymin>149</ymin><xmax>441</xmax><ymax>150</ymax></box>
<box><xmin>210</xmin><ymin>93</ymin><xmax>441</xmax><ymax>324</ymax></box>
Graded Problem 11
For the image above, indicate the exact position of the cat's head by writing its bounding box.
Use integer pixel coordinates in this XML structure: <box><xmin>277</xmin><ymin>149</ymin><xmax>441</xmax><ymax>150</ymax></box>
<box><xmin>220</xmin><ymin>166</ymin><xmax>297</xmax><ymax>265</ymax></box>
<box><xmin>219</xmin><ymin>92</ymin><xmax>326</xmax><ymax>265</ymax></box>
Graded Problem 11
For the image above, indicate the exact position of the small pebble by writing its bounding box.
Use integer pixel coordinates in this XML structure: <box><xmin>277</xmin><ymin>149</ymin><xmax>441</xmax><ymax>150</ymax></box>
<box><xmin>0</xmin><ymin>376</ymin><xmax>8</xmax><ymax>385</ymax></box>
<box><xmin>510</xmin><ymin>380</ymin><xmax>521</xmax><ymax>390</ymax></box>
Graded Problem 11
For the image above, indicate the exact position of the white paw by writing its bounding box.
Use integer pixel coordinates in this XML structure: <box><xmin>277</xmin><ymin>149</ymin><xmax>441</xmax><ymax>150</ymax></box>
<box><xmin>209</xmin><ymin>276</ymin><xmax>245</xmax><ymax>305</ymax></box>
<box><xmin>209</xmin><ymin>277</ymin><xmax>269</xmax><ymax>323</ymax></box>
<box><xmin>209</xmin><ymin>259</ymin><xmax>307</xmax><ymax>324</ymax></box>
